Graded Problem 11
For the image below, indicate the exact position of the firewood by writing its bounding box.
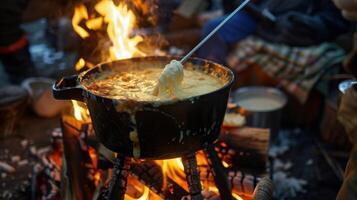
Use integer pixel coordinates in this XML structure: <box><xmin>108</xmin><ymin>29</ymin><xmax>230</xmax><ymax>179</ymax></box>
<box><xmin>219</xmin><ymin>127</ymin><xmax>270</xmax><ymax>170</ymax></box>
<box><xmin>61</xmin><ymin>116</ymin><xmax>97</xmax><ymax>200</ymax></box>
<box><xmin>252</xmin><ymin>177</ymin><xmax>273</xmax><ymax>200</ymax></box>
<box><xmin>198</xmin><ymin>166</ymin><xmax>259</xmax><ymax>198</ymax></box>
<box><xmin>130</xmin><ymin>161</ymin><xmax>189</xmax><ymax>200</ymax></box>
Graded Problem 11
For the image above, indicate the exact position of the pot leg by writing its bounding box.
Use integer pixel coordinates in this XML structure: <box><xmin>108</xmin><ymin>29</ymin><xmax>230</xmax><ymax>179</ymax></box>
<box><xmin>107</xmin><ymin>155</ymin><xmax>130</xmax><ymax>200</ymax></box>
<box><xmin>205</xmin><ymin>144</ymin><xmax>233</xmax><ymax>200</ymax></box>
<box><xmin>182</xmin><ymin>153</ymin><xmax>204</xmax><ymax>200</ymax></box>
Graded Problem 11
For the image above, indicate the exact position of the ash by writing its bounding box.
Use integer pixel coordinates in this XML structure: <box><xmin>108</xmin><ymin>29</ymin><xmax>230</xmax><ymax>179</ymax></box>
<box><xmin>269</xmin><ymin>128</ymin><xmax>345</xmax><ymax>200</ymax></box>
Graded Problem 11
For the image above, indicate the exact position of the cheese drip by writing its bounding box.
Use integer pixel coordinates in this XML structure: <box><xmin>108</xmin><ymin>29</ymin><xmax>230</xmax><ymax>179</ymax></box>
<box><xmin>153</xmin><ymin>60</ymin><xmax>183</xmax><ymax>97</ymax></box>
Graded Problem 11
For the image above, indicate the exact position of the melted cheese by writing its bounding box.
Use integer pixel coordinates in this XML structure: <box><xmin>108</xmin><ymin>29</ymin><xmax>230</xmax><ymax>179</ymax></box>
<box><xmin>153</xmin><ymin>60</ymin><xmax>184</xmax><ymax>97</ymax></box>
<box><xmin>82</xmin><ymin>65</ymin><xmax>225</xmax><ymax>101</ymax></box>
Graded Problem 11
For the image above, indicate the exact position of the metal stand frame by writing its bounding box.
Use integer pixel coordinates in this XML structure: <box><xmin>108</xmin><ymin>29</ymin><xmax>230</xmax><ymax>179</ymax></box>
<box><xmin>182</xmin><ymin>153</ymin><xmax>204</xmax><ymax>200</ymax></box>
<box><xmin>107</xmin><ymin>155</ymin><xmax>130</xmax><ymax>200</ymax></box>
<box><xmin>205</xmin><ymin>144</ymin><xmax>233</xmax><ymax>200</ymax></box>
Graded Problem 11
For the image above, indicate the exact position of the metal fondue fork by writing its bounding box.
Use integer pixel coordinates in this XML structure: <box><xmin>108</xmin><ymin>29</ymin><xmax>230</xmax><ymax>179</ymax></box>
<box><xmin>155</xmin><ymin>0</ymin><xmax>250</xmax><ymax>96</ymax></box>
<box><xmin>180</xmin><ymin>0</ymin><xmax>251</xmax><ymax>64</ymax></box>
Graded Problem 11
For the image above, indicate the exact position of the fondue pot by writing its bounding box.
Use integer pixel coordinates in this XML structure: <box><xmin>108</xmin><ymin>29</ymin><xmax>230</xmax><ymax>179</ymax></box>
<box><xmin>53</xmin><ymin>56</ymin><xmax>234</xmax><ymax>159</ymax></box>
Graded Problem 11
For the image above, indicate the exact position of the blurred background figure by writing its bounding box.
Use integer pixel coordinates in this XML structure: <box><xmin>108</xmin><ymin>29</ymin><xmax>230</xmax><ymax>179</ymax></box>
<box><xmin>197</xmin><ymin>0</ymin><xmax>350</xmax><ymax>64</ymax></box>
<box><xmin>0</xmin><ymin>0</ymin><xmax>79</xmax><ymax>118</ymax></box>
<box><xmin>0</xmin><ymin>0</ymin><xmax>80</xmax><ymax>84</ymax></box>
<box><xmin>0</xmin><ymin>0</ymin><xmax>37</xmax><ymax>84</ymax></box>
<box><xmin>332</xmin><ymin>0</ymin><xmax>357</xmax><ymax>199</ymax></box>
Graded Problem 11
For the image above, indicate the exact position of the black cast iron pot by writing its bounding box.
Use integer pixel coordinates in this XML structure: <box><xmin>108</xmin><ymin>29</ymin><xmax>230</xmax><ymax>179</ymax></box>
<box><xmin>53</xmin><ymin>56</ymin><xmax>234</xmax><ymax>159</ymax></box>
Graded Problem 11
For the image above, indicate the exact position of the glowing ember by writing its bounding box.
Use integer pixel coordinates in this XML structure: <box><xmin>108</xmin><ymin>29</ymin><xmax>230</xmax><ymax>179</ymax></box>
<box><xmin>222</xmin><ymin>160</ymin><xmax>230</xmax><ymax>168</ymax></box>
<box><xmin>93</xmin><ymin>171</ymin><xmax>101</xmax><ymax>186</ymax></box>
<box><xmin>208</xmin><ymin>187</ymin><xmax>244</xmax><ymax>200</ymax></box>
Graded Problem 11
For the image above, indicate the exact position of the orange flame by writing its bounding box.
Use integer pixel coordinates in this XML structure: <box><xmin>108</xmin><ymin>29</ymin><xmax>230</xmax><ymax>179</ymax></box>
<box><xmin>72</xmin><ymin>0</ymin><xmax>145</xmax><ymax>66</ymax></box>
<box><xmin>93</xmin><ymin>171</ymin><xmax>101</xmax><ymax>186</ymax></box>
<box><xmin>86</xmin><ymin>17</ymin><xmax>103</xmax><ymax>31</ymax></box>
<box><xmin>71</xmin><ymin>100</ymin><xmax>90</xmax><ymax>121</ymax></box>
<box><xmin>94</xmin><ymin>0</ymin><xmax>145</xmax><ymax>60</ymax></box>
<box><xmin>72</xmin><ymin>4</ymin><xmax>89</xmax><ymax>39</ymax></box>
<box><xmin>157</xmin><ymin>158</ymin><xmax>187</xmax><ymax>191</ymax></box>
<box><xmin>125</xmin><ymin>186</ymin><xmax>150</xmax><ymax>200</ymax></box>
<box><xmin>208</xmin><ymin>187</ymin><xmax>244</xmax><ymax>200</ymax></box>
<box><xmin>157</xmin><ymin>154</ymin><xmax>244</xmax><ymax>200</ymax></box>
<box><xmin>136</xmin><ymin>186</ymin><xmax>150</xmax><ymax>200</ymax></box>
<box><xmin>71</xmin><ymin>0</ymin><xmax>148</xmax><ymax>125</ymax></box>
<box><xmin>75</xmin><ymin>58</ymin><xmax>85</xmax><ymax>71</ymax></box>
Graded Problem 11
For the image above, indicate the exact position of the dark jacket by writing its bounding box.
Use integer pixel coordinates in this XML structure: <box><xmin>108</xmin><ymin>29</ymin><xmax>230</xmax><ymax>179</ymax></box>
<box><xmin>0</xmin><ymin>0</ymin><xmax>29</xmax><ymax>46</ymax></box>
<box><xmin>224</xmin><ymin>0</ymin><xmax>350</xmax><ymax>46</ymax></box>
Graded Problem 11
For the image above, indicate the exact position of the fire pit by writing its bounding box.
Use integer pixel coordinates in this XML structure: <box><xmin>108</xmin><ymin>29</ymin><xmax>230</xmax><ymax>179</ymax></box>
<box><xmin>57</xmin><ymin>110</ymin><xmax>271</xmax><ymax>200</ymax></box>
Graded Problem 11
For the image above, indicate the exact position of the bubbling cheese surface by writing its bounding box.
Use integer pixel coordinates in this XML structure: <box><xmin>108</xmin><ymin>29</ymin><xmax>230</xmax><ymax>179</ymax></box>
<box><xmin>82</xmin><ymin>65</ymin><xmax>225</xmax><ymax>102</ymax></box>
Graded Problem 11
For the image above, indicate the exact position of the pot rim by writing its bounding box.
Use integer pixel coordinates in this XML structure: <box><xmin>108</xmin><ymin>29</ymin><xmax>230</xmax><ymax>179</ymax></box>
<box><xmin>78</xmin><ymin>56</ymin><xmax>235</xmax><ymax>105</ymax></box>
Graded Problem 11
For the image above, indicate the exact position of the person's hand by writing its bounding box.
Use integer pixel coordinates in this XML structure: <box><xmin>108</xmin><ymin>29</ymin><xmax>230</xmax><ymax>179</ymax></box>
<box><xmin>333</xmin><ymin>0</ymin><xmax>357</xmax><ymax>21</ymax></box>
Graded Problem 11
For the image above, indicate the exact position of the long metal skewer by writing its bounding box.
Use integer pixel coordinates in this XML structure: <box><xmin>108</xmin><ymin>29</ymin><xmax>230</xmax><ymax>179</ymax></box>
<box><xmin>180</xmin><ymin>0</ymin><xmax>251</xmax><ymax>63</ymax></box>
<box><xmin>154</xmin><ymin>0</ymin><xmax>250</xmax><ymax>96</ymax></box>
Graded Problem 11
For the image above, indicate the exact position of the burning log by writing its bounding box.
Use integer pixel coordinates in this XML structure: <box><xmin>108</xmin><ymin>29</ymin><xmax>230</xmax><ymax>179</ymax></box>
<box><xmin>95</xmin><ymin>157</ymin><xmax>190</xmax><ymax>199</ymax></box>
<box><xmin>130</xmin><ymin>161</ymin><xmax>189</xmax><ymax>199</ymax></box>
<box><xmin>252</xmin><ymin>177</ymin><xmax>273</xmax><ymax>200</ymax></box>
<box><xmin>197</xmin><ymin>164</ymin><xmax>262</xmax><ymax>199</ymax></box>
<box><xmin>95</xmin><ymin>141</ymin><xmax>189</xmax><ymax>199</ymax></box>
<box><xmin>130</xmin><ymin>162</ymin><xmax>166</xmax><ymax>198</ymax></box>
<box><xmin>219</xmin><ymin>127</ymin><xmax>270</xmax><ymax>170</ymax></box>
<box><xmin>57</xmin><ymin>101</ymin><xmax>270</xmax><ymax>200</ymax></box>
<box><xmin>61</xmin><ymin>115</ymin><xmax>97</xmax><ymax>200</ymax></box>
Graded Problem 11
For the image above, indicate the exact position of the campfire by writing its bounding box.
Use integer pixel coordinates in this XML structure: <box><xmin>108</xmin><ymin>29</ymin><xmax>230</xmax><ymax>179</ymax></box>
<box><xmin>46</xmin><ymin>1</ymin><xmax>269</xmax><ymax>199</ymax></box>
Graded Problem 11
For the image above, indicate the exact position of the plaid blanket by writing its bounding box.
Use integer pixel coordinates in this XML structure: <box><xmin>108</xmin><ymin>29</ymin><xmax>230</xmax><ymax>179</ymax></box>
<box><xmin>227</xmin><ymin>37</ymin><xmax>345</xmax><ymax>103</ymax></box>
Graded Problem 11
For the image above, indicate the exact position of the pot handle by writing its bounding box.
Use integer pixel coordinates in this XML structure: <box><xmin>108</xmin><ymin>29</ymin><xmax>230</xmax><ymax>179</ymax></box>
<box><xmin>52</xmin><ymin>75</ymin><xmax>84</xmax><ymax>102</ymax></box>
